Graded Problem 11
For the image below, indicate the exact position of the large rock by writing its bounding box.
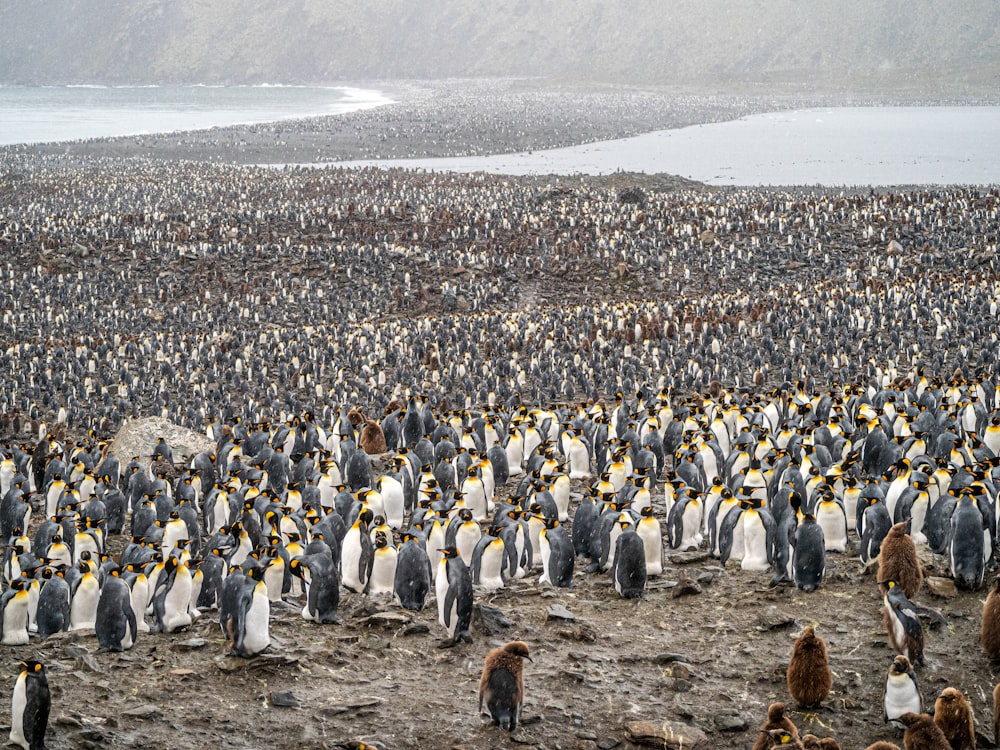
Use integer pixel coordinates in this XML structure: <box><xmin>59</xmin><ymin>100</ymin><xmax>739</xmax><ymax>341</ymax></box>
<box><xmin>624</xmin><ymin>720</ymin><xmax>708</xmax><ymax>749</ymax></box>
<box><xmin>110</xmin><ymin>417</ymin><xmax>215</xmax><ymax>469</ymax></box>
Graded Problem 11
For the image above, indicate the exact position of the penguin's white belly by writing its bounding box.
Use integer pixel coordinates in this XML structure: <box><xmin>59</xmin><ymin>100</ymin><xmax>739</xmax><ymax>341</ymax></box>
<box><xmin>368</xmin><ymin>552</ymin><xmax>397</xmax><ymax>597</ymax></box>
<box><xmin>70</xmin><ymin>580</ymin><xmax>100</xmax><ymax>631</ymax></box>
<box><xmin>818</xmin><ymin>512</ymin><xmax>848</xmax><ymax>552</ymax></box>
<box><xmin>9</xmin><ymin>674</ymin><xmax>26</xmax><ymax>748</ymax></box>
<box><xmin>130</xmin><ymin>579</ymin><xmax>150</xmax><ymax>633</ymax></box>
<box><xmin>2</xmin><ymin>600</ymin><xmax>29</xmax><ymax>645</ymax></box>
<box><xmin>164</xmin><ymin>575</ymin><xmax>193</xmax><ymax>632</ymax></box>
<box><xmin>243</xmin><ymin>591</ymin><xmax>270</xmax><ymax>655</ymax></box>
<box><xmin>539</xmin><ymin>536</ymin><xmax>552</xmax><ymax>585</ymax></box>
<box><xmin>740</xmin><ymin>519</ymin><xmax>769</xmax><ymax>571</ymax></box>
<box><xmin>884</xmin><ymin>675</ymin><xmax>920</xmax><ymax>721</ymax></box>
<box><xmin>264</xmin><ymin>564</ymin><xmax>284</xmax><ymax>603</ymax></box>
<box><xmin>478</xmin><ymin>547</ymin><xmax>505</xmax><ymax>591</ymax></box>
<box><xmin>455</xmin><ymin>526</ymin><xmax>481</xmax><ymax>566</ymax></box>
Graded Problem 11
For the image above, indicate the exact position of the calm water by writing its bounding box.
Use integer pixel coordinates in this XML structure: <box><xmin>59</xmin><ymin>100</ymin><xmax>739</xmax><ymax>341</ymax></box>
<box><xmin>0</xmin><ymin>85</ymin><xmax>392</xmax><ymax>145</ymax></box>
<box><xmin>336</xmin><ymin>106</ymin><xmax>1000</xmax><ymax>186</ymax></box>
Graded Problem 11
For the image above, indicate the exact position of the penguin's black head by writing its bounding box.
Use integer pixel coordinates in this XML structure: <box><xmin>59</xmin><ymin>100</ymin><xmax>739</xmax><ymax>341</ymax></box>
<box><xmin>441</xmin><ymin>546</ymin><xmax>460</xmax><ymax>559</ymax></box>
<box><xmin>18</xmin><ymin>660</ymin><xmax>44</xmax><ymax>676</ymax></box>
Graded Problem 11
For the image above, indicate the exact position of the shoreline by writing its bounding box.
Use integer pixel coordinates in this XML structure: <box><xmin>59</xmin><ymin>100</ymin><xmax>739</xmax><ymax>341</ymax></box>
<box><xmin>4</xmin><ymin>78</ymin><xmax>999</xmax><ymax>168</ymax></box>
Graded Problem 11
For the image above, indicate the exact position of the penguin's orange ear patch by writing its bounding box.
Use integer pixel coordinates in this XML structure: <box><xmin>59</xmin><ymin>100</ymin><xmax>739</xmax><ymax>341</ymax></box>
<box><xmin>34</xmin><ymin>663</ymin><xmax>41</xmax><ymax>672</ymax></box>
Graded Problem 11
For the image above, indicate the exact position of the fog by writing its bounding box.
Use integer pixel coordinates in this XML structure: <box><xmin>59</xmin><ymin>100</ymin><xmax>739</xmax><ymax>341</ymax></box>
<box><xmin>2</xmin><ymin>0</ymin><xmax>999</xmax><ymax>91</ymax></box>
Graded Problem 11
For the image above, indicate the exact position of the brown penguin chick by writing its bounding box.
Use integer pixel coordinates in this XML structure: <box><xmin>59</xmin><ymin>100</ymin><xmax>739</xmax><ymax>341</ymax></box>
<box><xmin>865</xmin><ymin>743</ymin><xmax>902</xmax><ymax>750</ymax></box>
<box><xmin>752</xmin><ymin>702</ymin><xmax>800</xmax><ymax>750</ymax></box>
<box><xmin>479</xmin><ymin>641</ymin><xmax>532</xmax><ymax>732</ymax></box>
<box><xmin>878</xmin><ymin>522</ymin><xmax>923</xmax><ymax>598</ymax></box>
<box><xmin>787</xmin><ymin>625</ymin><xmax>832</xmax><ymax>708</ymax></box>
<box><xmin>933</xmin><ymin>688</ymin><xmax>975</xmax><ymax>750</ymax></box>
<box><xmin>346</xmin><ymin>406</ymin><xmax>366</xmax><ymax>427</ymax></box>
<box><xmin>899</xmin><ymin>712</ymin><xmax>951</xmax><ymax>750</ymax></box>
<box><xmin>818</xmin><ymin>739</ymin><xmax>841</xmax><ymax>750</ymax></box>
<box><xmin>980</xmin><ymin>576</ymin><xmax>1000</xmax><ymax>663</ymax></box>
<box><xmin>801</xmin><ymin>735</ymin><xmax>822</xmax><ymax>749</ymax></box>
<box><xmin>993</xmin><ymin>683</ymin><xmax>1000</xmax><ymax>747</ymax></box>
<box><xmin>359</xmin><ymin>419</ymin><xmax>387</xmax><ymax>455</ymax></box>
<box><xmin>765</xmin><ymin>729</ymin><xmax>805</xmax><ymax>748</ymax></box>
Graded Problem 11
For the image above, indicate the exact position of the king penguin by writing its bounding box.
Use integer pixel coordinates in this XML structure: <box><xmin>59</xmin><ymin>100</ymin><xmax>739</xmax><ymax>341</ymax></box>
<box><xmin>394</xmin><ymin>532</ymin><xmax>432</xmax><ymax>610</ymax></box>
<box><xmin>538</xmin><ymin>518</ymin><xmax>574</xmax><ymax>588</ymax></box>
<box><xmin>9</xmin><ymin>660</ymin><xmax>49</xmax><ymax>750</ymax></box>
<box><xmin>436</xmin><ymin>545</ymin><xmax>473</xmax><ymax>645</ymax></box>
<box><xmin>152</xmin><ymin>556</ymin><xmax>193</xmax><ymax>633</ymax></box>
<box><xmin>0</xmin><ymin>579</ymin><xmax>30</xmax><ymax>645</ymax></box>
<box><xmin>792</xmin><ymin>506</ymin><xmax>825</xmax><ymax>592</ymax></box>
<box><xmin>341</xmin><ymin>508</ymin><xmax>374</xmax><ymax>594</ymax></box>
<box><xmin>95</xmin><ymin>568</ymin><xmax>138</xmax><ymax>652</ymax></box>
<box><xmin>289</xmin><ymin>551</ymin><xmax>340</xmax><ymax>624</ymax></box>
<box><xmin>611</xmin><ymin>523</ymin><xmax>647</xmax><ymax>599</ymax></box>
<box><xmin>367</xmin><ymin>531</ymin><xmax>398</xmax><ymax>598</ymax></box>
<box><xmin>220</xmin><ymin>565</ymin><xmax>271</xmax><ymax>656</ymax></box>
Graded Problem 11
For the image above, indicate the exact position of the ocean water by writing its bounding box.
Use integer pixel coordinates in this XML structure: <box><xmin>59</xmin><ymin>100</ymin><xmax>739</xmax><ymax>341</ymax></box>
<box><xmin>0</xmin><ymin>84</ymin><xmax>392</xmax><ymax>146</ymax></box>
<box><xmin>335</xmin><ymin>106</ymin><xmax>1000</xmax><ymax>186</ymax></box>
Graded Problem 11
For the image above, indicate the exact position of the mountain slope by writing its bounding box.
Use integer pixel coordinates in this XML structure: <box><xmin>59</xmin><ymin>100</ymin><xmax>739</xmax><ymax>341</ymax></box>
<box><xmin>2</xmin><ymin>0</ymin><xmax>999</xmax><ymax>90</ymax></box>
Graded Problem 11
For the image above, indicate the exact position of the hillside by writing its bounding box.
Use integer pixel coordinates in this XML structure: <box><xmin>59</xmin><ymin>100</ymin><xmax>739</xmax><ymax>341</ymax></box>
<box><xmin>2</xmin><ymin>0</ymin><xmax>1000</xmax><ymax>92</ymax></box>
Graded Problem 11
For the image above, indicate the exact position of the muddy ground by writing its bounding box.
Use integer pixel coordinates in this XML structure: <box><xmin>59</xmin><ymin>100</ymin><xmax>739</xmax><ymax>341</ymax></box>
<box><xmin>4</xmin><ymin>475</ymin><xmax>997</xmax><ymax>750</ymax></box>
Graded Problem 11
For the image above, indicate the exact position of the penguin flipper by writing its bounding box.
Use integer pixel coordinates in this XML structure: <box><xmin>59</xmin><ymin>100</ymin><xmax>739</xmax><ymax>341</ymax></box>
<box><xmin>718</xmin><ymin>506</ymin><xmax>743</xmax><ymax>566</ymax></box>
<box><xmin>666</xmin><ymin>498</ymin><xmax>684</xmax><ymax>550</ymax></box>
<box><xmin>760</xmin><ymin>509</ymin><xmax>777</xmax><ymax>565</ymax></box>
<box><xmin>230</xmin><ymin>588</ymin><xmax>250</xmax><ymax>656</ymax></box>
<box><xmin>443</xmin><ymin>581</ymin><xmax>456</xmax><ymax>630</ymax></box>
<box><xmin>358</xmin><ymin>535</ymin><xmax>373</xmax><ymax>589</ymax></box>
<box><xmin>125</xmin><ymin>599</ymin><xmax>138</xmax><ymax>645</ymax></box>
<box><xmin>470</xmin><ymin>536</ymin><xmax>488</xmax><ymax>584</ymax></box>
<box><xmin>520</xmin><ymin>523</ymin><xmax>533</xmax><ymax>569</ymax></box>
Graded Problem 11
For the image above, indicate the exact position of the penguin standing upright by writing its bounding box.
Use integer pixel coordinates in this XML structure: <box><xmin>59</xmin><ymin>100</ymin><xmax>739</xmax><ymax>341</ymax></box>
<box><xmin>152</xmin><ymin>556</ymin><xmax>192</xmax><ymax>633</ymax></box>
<box><xmin>367</xmin><ymin>531</ymin><xmax>397</xmax><ymax>598</ymax></box>
<box><xmin>883</xmin><ymin>655</ymin><xmax>922</xmax><ymax>730</ymax></box>
<box><xmin>479</xmin><ymin>640</ymin><xmax>531</xmax><ymax>732</ymax></box>
<box><xmin>219</xmin><ymin>566</ymin><xmax>270</xmax><ymax>656</ymax></box>
<box><xmin>933</xmin><ymin>688</ymin><xmax>975</xmax><ymax>750</ymax></box>
<box><xmin>9</xmin><ymin>660</ymin><xmax>49</xmax><ymax>750</ymax></box>
<box><xmin>786</xmin><ymin>625</ymin><xmax>831</xmax><ymax>708</ymax></box>
<box><xmin>878</xmin><ymin>523</ymin><xmax>923</xmax><ymax>599</ymax></box>
<box><xmin>68</xmin><ymin>559</ymin><xmax>100</xmax><ymax>632</ymax></box>
<box><xmin>341</xmin><ymin>508</ymin><xmax>374</xmax><ymax>594</ymax></box>
<box><xmin>792</xmin><ymin>508</ymin><xmax>826</xmax><ymax>593</ymax></box>
<box><xmin>34</xmin><ymin>569</ymin><xmax>70</xmax><ymax>639</ymax></box>
<box><xmin>289</xmin><ymin>552</ymin><xmax>340</xmax><ymax>624</ymax></box>
<box><xmin>394</xmin><ymin>532</ymin><xmax>431</xmax><ymax>611</ymax></box>
<box><xmin>950</xmin><ymin>490</ymin><xmax>986</xmax><ymax>590</ymax></box>
<box><xmin>881</xmin><ymin>580</ymin><xmax>925</xmax><ymax>666</ymax></box>
<box><xmin>95</xmin><ymin>569</ymin><xmax>137</xmax><ymax>652</ymax></box>
<box><xmin>611</xmin><ymin>523</ymin><xmax>647</xmax><ymax>599</ymax></box>
<box><xmin>0</xmin><ymin>578</ymin><xmax>29</xmax><ymax>646</ymax></box>
<box><xmin>538</xmin><ymin>519</ymin><xmax>574</xmax><ymax>588</ymax></box>
<box><xmin>436</xmin><ymin>546</ymin><xmax>473</xmax><ymax>645</ymax></box>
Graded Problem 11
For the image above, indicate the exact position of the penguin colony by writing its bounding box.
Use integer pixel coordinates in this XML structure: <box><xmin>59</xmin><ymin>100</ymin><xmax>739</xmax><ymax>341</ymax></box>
<box><xmin>0</xmin><ymin>155</ymin><xmax>999</xmax><ymax>746</ymax></box>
